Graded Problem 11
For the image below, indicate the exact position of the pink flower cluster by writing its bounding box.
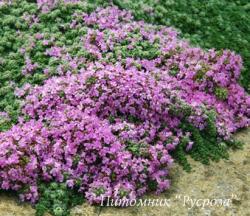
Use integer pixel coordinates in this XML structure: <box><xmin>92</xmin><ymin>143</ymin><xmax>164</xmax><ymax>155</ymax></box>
<box><xmin>0</xmin><ymin>5</ymin><xmax>249</xmax><ymax>205</ymax></box>
<box><xmin>37</xmin><ymin>0</ymin><xmax>82</xmax><ymax>13</ymax></box>
<box><xmin>0</xmin><ymin>103</ymin><xmax>173</xmax><ymax>203</ymax></box>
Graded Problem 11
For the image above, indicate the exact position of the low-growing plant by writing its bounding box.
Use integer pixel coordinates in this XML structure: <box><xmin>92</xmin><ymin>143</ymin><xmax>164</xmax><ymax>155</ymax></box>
<box><xmin>0</xmin><ymin>1</ymin><xmax>249</xmax><ymax>216</ymax></box>
<box><xmin>110</xmin><ymin>0</ymin><xmax>250</xmax><ymax>90</ymax></box>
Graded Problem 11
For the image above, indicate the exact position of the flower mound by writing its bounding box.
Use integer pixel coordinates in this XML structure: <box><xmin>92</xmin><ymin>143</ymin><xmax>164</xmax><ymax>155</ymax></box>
<box><xmin>0</xmin><ymin>1</ymin><xmax>249</xmax><ymax>210</ymax></box>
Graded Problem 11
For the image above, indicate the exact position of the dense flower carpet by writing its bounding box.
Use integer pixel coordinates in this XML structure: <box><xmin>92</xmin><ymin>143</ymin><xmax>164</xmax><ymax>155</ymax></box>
<box><xmin>0</xmin><ymin>1</ymin><xmax>249</xmax><ymax>215</ymax></box>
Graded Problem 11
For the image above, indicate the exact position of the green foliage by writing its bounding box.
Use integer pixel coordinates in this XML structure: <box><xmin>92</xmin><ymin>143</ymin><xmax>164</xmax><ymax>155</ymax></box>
<box><xmin>172</xmin><ymin>136</ymin><xmax>192</xmax><ymax>172</ymax></box>
<box><xmin>85</xmin><ymin>76</ymin><xmax>97</xmax><ymax>86</ymax></box>
<box><xmin>35</xmin><ymin>182</ymin><xmax>84</xmax><ymax>216</ymax></box>
<box><xmin>172</xmin><ymin>110</ymin><xmax>243</xmax><ymax>171</ymax></box>
<box><xmin>112</xmin><ymin>37</ymin><xmax>161</xmax><ymax>60</ymax></box>
<box><xmin>214</xmin><ymin>86</ymin><xmax>228</xmax><ymax>100</ymax></box>
<box><xmin>148</xmin><ymin>180</ymin><xmax>158</xmax><ymax>191</ymax></box>
<box><xmin>0</xmin><ymin>0</ymin><xmax>104</xmax><ymax>131</ymax></box>
<box><xmin>125</xmin><ymin>140</ymin><xmax>149</xmax><ymax>157</ymax></box>
<box><xmin>0</xmin><ymin>0</ymin><xmax>169</xmax><ymax>132</ymax></box>
<box><xmin>110</xmin><ymin>0</ymin><xmax>250</xmax><ymax>90</ymax></box>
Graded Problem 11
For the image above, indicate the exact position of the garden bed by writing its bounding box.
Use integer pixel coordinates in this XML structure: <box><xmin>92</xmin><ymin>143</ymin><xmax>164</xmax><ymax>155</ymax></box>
<box><xmin>0</xmin><ymin>128</ymin><xmax>249</xmax><ymax>216</ymax></box>
<box><xmin>0</xmin><ymin>1</ymin><xmax>249</xmax><ymax>216</ymax></box>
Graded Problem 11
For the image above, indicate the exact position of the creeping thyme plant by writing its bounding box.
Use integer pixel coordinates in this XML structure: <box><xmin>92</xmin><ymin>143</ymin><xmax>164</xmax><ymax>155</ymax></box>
<box><xmin>0</xmin><ymin>1</ymin><xmax>249</xmax><ymax>216</ymax></box>
<box><xmin>110</xmin><ymin>0</ymin><xmax>250</xmax><ymax>91</ymax></box>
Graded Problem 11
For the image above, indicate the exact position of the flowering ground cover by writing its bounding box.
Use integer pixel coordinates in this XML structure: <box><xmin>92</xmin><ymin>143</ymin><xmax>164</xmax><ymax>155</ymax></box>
<box><xmin>0</xmin><ymin>1</ymin><xmax>249</xmax><ymax>216</ymax></box>
<box><xmin>111</xmin><ymin>0</ymin><xmax>250</xmax><ymax>91</ymax></box>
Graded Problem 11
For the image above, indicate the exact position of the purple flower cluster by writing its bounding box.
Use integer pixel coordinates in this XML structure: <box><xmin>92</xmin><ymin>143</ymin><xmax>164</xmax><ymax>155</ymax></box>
<box><xmin>0</xmin><ymin>5</ymin><xmax>249</xmax><ymax>205</ymax></box>
<box><xmin>0</xmin><ymin>105</ymin><xmax>173</xmax><ymax>203</ymax></box>
<box><xmin>37</xmin><ymin>0</ymin><xmax>82</xmax><ymax>13</ymax></box>
<box><xmin>22</xmin><ymin>57</ymin><xmax>39</xmax><ymax>75</ymax></box>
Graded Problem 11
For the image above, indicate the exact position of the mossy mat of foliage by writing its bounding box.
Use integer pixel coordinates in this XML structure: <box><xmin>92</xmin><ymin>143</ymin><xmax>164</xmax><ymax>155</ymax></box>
<box><xmin>110</xmin><ymin>0</ymin><xmax>250</xmax><ymax>90</ymax></box>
